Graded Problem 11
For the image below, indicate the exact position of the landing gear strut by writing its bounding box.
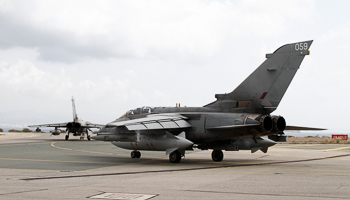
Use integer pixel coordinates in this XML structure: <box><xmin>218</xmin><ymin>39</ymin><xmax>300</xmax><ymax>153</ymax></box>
<box><xmin>212</xmin><ymin>150</ymin><xmax>224</xmax><ymax>162</ymax></box>
<box><xmin>80</xmin><ymin>132</ymin><xmax>85</xmax><ymax>140</ymax></box>
<box><xmin>131</xmin><ymin>151</ymin><xmax>141</xmax><ymax>158</ymax></box>
<box><xmin>169</xmin><ymin>151</ymin><xmax>182</xmax><ymax>163</ymax></box>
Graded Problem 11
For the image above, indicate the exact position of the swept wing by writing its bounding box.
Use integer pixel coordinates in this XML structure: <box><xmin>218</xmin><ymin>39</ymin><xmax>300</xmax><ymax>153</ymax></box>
<box><xmin>107</xmin><ymin>114</ymin><xmax>191</xmax><ymax>131</ymax></box>
<box><xmin>29</xmin><ymin>122</ymin><xmax>104</xmax><ymax>129</ymax></box>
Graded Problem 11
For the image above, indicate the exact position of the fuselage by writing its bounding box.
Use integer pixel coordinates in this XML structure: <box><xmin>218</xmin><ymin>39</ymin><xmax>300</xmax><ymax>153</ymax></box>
<box><xmin>97</xmin><ymin>106</ymin><xmax>284</xmax><ymax>146</ymax></box>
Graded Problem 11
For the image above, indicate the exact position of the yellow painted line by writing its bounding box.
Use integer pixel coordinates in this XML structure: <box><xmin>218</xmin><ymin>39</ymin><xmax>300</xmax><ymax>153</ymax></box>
<box><xmin>51</xmin><ymin>142</ymin><xmax>114</xmax><ymax>155</ymax></box>
<box><xmin>0</xmin><ymin>133</ymin><xmax>37</xmax><ymax>141</ymax></box>
<box><xmin>0</xmin><ymin>157</ymin><xmax>120</xmax><ymax>165</ymax></box>
<box><xmin>273</xmin><ymin>144</ymin><xmax>323</xmax><ymax>148</ymax></box>
<box><xmin>0</xmin><ymin>142</ymin><xmax>52</xmax><ymax>147</ymax></box>
<box><xmin>51</xmin><ymin>142</ymin><xmax>74</xmax><ymax>151</ymax></box>
<box><xmin>0</xmin><ymin>169</ymin><xmax>61</xmax><ymax>173</ymax></box>
<box><xmin>273</xmin><ymin>145</ymin><xmax>350</xmax><ymax>153</ymax></box>
<box><xmin>269</xmin><ymin>163</ymin><xmax>350</xmax><ymax>170</ymax></box>
<box><xmin>167</xmin><ymin>171</ymin><xmax>350</xmax><ymax>176</ymax></box>
<box><xmin>316</xmin><ymin>146</ymin><xmax>350</xmax><ymax>152</ymax></box>
<box><xmin>50</xmin><ymin>142</ymin><xmax>165</xmax><ymax>159</ymax></box>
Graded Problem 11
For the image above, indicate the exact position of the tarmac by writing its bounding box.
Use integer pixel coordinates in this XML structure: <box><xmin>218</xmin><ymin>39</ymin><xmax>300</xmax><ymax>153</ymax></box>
<box><xmin>0</xmin><ymin>132</ymin><xmax>350</xmax><ymax>200</ymax></box>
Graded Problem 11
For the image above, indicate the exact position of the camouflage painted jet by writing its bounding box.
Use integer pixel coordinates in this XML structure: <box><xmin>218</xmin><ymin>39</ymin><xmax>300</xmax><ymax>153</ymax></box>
<box><xmin>92</xmin><ymin>40</ymin><xmax>325</xmax><ymax>163</ymax></box>
<box><xmin>30</xmin><ymin>97</ymin><xmax>103</xmax><ymax>140</ymax></box>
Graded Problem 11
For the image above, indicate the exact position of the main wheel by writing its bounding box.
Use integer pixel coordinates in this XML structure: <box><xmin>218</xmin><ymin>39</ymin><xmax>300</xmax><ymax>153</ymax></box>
<box><xmin>169</xmin><ymin>151</ymin><xmax>182</xmax><ymax>163</ymax></box>
<box><xmin>65</xmin><ymin>135</ymin><xmax>69</xmax><ymax>140</ymax></box>
<box><xmin>136</xmin><ymin>151</ymin><xmax>141</xmax><ymax>158</ymax></box>
<box><xmin>131</xmin><ymin>151</ymin><xmax>136</xmax><ymax>158</ymax></box>
<box><xmin>87</xmin><ymin>135</ymin><xmax>91</xmax><ymax>141</ymax></box>
<box><xmin>212</xmin><ymin>150</ymin><xmax>224</xmax><ymax>162</ymax></box>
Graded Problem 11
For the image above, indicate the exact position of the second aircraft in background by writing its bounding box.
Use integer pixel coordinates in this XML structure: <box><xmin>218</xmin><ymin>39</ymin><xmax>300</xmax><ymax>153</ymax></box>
<box><xmin>29</xmin><ymin>97</ymin><xmax>103</xmax><ymax>140</ymax></box>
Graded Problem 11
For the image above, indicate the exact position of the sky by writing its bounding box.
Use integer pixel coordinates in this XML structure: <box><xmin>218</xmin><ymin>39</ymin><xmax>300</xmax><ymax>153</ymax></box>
<box><xmin>0</xmin><ymin>0</ymin><xmax>349</xmax><ymax>135</ymax></box>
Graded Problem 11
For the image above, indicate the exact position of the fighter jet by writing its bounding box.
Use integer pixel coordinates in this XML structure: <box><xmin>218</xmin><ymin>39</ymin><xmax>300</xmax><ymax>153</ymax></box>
<box><xmin>92</xmin><ymin>40</ymin><xmax>325</xmax><ymax>163</ymax></box>
<box><xmin>29</xmin><ymin>97</ymin><xmax>103</xmax><ymax>140</ymax></box>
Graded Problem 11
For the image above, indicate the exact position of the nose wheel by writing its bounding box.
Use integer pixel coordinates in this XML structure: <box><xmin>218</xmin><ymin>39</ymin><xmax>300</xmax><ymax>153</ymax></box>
<box><xmin>131</xmin><ymin>151</ymin><xmax>141</xmax><ymax>158</ymax></box>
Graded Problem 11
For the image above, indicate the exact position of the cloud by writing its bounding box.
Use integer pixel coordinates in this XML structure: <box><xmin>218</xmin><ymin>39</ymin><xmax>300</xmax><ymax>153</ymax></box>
<box><xmin>0</xmin><ymin>0</ymin><xmax>317</xmax><ymax>63</ymax></box>
<box><xmin>4</xmin><ymin>0</ymin><xmax>348</xmax><ymax>134</ymax></box>
<box><xmin>0</xmin><ymin>59</ymin><xmax>72</xmax><ymax>98</ymax></box>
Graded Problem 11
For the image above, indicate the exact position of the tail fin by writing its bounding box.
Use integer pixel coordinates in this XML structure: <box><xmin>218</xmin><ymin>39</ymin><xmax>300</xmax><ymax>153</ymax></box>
<box><xmin>205</xmin><ymin>40</ymin><xmax>313</xmax><ymax>113</ymax></box>
<box><xmin>72</xmin><ymin>96</ymin><xmax>78</xmax><ymax>121</ymax></box>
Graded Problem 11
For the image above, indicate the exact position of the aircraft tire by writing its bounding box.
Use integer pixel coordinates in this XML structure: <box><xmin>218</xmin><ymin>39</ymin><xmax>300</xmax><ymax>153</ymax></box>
<box><xmin>131</xmin><ymin>151</ymin><xmax>135</xmax><ymax>158</ymax></box>
<box><xmin>212</xmin><ymin>150</ymin><xmax>224</xmax><ymax>162</ymax></box>
<box><xmin>65</xmin><ymin>135</ymin><xmax>69</xmax><ymax>140</ymax></box>
<box><xmin>169</xmin><ymin>151</ymin><xmax>181</xmax><ymax>163</ymax></box>
<box><xmin>87</xmin><ymin>136</ymin><xmax>91</xmax><ymax>141</ymax></box>
<box><xmin>136</xmin><ymin>151</ymin><xmax>141</xmax><ymax>158</ymax></box>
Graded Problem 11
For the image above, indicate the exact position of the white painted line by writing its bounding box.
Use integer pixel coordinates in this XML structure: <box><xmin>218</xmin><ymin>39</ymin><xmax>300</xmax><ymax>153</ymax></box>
<box><xmin>89</xmin><ymin>192</ymin><xmax>157</xmax><ymax>200</ymax></box>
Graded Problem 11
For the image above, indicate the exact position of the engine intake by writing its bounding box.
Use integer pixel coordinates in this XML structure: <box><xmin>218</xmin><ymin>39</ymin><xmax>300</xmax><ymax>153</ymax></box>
<box><xmin>74</xmin><ymin>123</ymin><xmax>81</xmax><ymax>129</ymax></box>
<box><xmin>66</xmin><ymin>122</ymin><xmax>81</xmax><ymax>129</ymax></box>
<box><xmin>67</xmin><ymin>122</ymin><xmax>73</xmax><ymax>128</ymax></box>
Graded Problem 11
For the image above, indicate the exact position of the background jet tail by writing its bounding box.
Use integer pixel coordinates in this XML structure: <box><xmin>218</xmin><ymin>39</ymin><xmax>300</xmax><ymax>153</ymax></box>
<box><xmin>72</xmin><ymin>96</ymin><xmax>78</xmax><ymax>122</ymax></box>
<box><xmin>205</xmin><ymin>40</ymin><xmax>313</xmax><ymax>113</ymax></box>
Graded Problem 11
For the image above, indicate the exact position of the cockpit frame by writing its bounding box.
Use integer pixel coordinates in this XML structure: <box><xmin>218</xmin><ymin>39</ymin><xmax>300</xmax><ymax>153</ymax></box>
<box><xmin>119</xmin><ymin>106</ymin><xmax>155</xmax><ymax>118</ymax></box>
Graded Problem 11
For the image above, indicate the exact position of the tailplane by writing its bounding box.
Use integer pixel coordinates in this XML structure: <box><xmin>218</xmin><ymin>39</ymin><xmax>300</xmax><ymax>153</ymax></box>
<box><xmin>205</xmin><ymin>40</ymin><xmax>313</xmax><ymax>113</ymax></box>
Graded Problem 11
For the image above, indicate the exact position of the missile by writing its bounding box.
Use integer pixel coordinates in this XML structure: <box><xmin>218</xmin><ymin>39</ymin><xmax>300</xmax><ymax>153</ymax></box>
<box><xmin>232</xmin><ymin>137</ymin><xmax>276</xmax><ymax>153</ymax></box>
<box><xmin>91</xmin><ymin>133</ymin><xmax>139</xmax><ymax>142</ymax></box>
<box><xmin>51</xmin><ymin>130</ymin><xmax>61</xmax><ymax>136</ymax></box>
<box><xmin>93</xmin><ymin>132</ymin><xmax>193</xmax><ymax>155</ymax></box>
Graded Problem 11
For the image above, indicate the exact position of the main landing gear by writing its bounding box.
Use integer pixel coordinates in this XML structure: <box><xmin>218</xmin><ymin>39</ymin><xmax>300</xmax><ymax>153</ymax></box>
<box><xmin>169</xmin><ymin>151</ymin><xmax>182</xmax><ymax>163</ymax></box>
<box><xmin>65</xmin><ymin>131</ymin><xmax>90</xmax><ymax>141</ymax></box>
<box><xmin>83</xmin><ymin>131</ymin><xmax>91</xmax><ymax>140</ymax></box>
<box><xmin>212</xmin><ymin>150</ymin><xmax>224</xmax><ymax>162</ymax></box>
<box><xmin>131</xmin><ymin>151</ymin><xmax>141</xmax><ymax>158</ymax></box>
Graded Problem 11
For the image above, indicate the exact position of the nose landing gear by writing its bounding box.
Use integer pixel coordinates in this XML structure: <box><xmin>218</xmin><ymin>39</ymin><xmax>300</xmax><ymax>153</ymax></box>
<box><xmin>131</xmin><ymin>151</ymin><xmax>141</xmax><ymax>158</ymax></box>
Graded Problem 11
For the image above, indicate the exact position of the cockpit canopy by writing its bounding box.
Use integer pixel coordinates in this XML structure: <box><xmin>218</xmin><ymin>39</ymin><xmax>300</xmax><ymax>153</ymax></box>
<box><xmin>119</xmin><ymin>106</ymin><xmax>155</xmax><ymax>118</ymax></box>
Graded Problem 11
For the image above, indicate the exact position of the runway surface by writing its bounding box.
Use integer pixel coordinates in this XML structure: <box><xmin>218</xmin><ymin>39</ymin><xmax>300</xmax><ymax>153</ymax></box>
<box><xmin>0</xmin><ymin>132</ymin><xmax>349</xmax><ymax>200</ymax></box>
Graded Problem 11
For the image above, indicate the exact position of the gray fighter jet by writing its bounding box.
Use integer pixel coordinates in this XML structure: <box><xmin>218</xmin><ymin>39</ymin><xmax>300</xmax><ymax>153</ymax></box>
<box><xmin>92</xmin><ymin>40</ymin><xmax>325</xmax><ymax>163</ymax></box>
<box><xmin>29</xmin><ymin>97</ymin><xmax>103</xmax><ymax>140</ymax></box>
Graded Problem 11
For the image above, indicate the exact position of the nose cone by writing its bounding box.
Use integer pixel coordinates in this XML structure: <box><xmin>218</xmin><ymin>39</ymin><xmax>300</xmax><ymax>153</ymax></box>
<box><xmin>91</xmin><ymin>134</ymin><xmax>104</xmax><ymax>141</ymax></box>
<box><xmin>260</xmin><ymin>137</ymin><xmax>277</xmax><ymax>147</ymax></box>
<box><xmin>176</xmin><ymin>136</ymin><xmax>194</xmax><ymax>149</ymax></box>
